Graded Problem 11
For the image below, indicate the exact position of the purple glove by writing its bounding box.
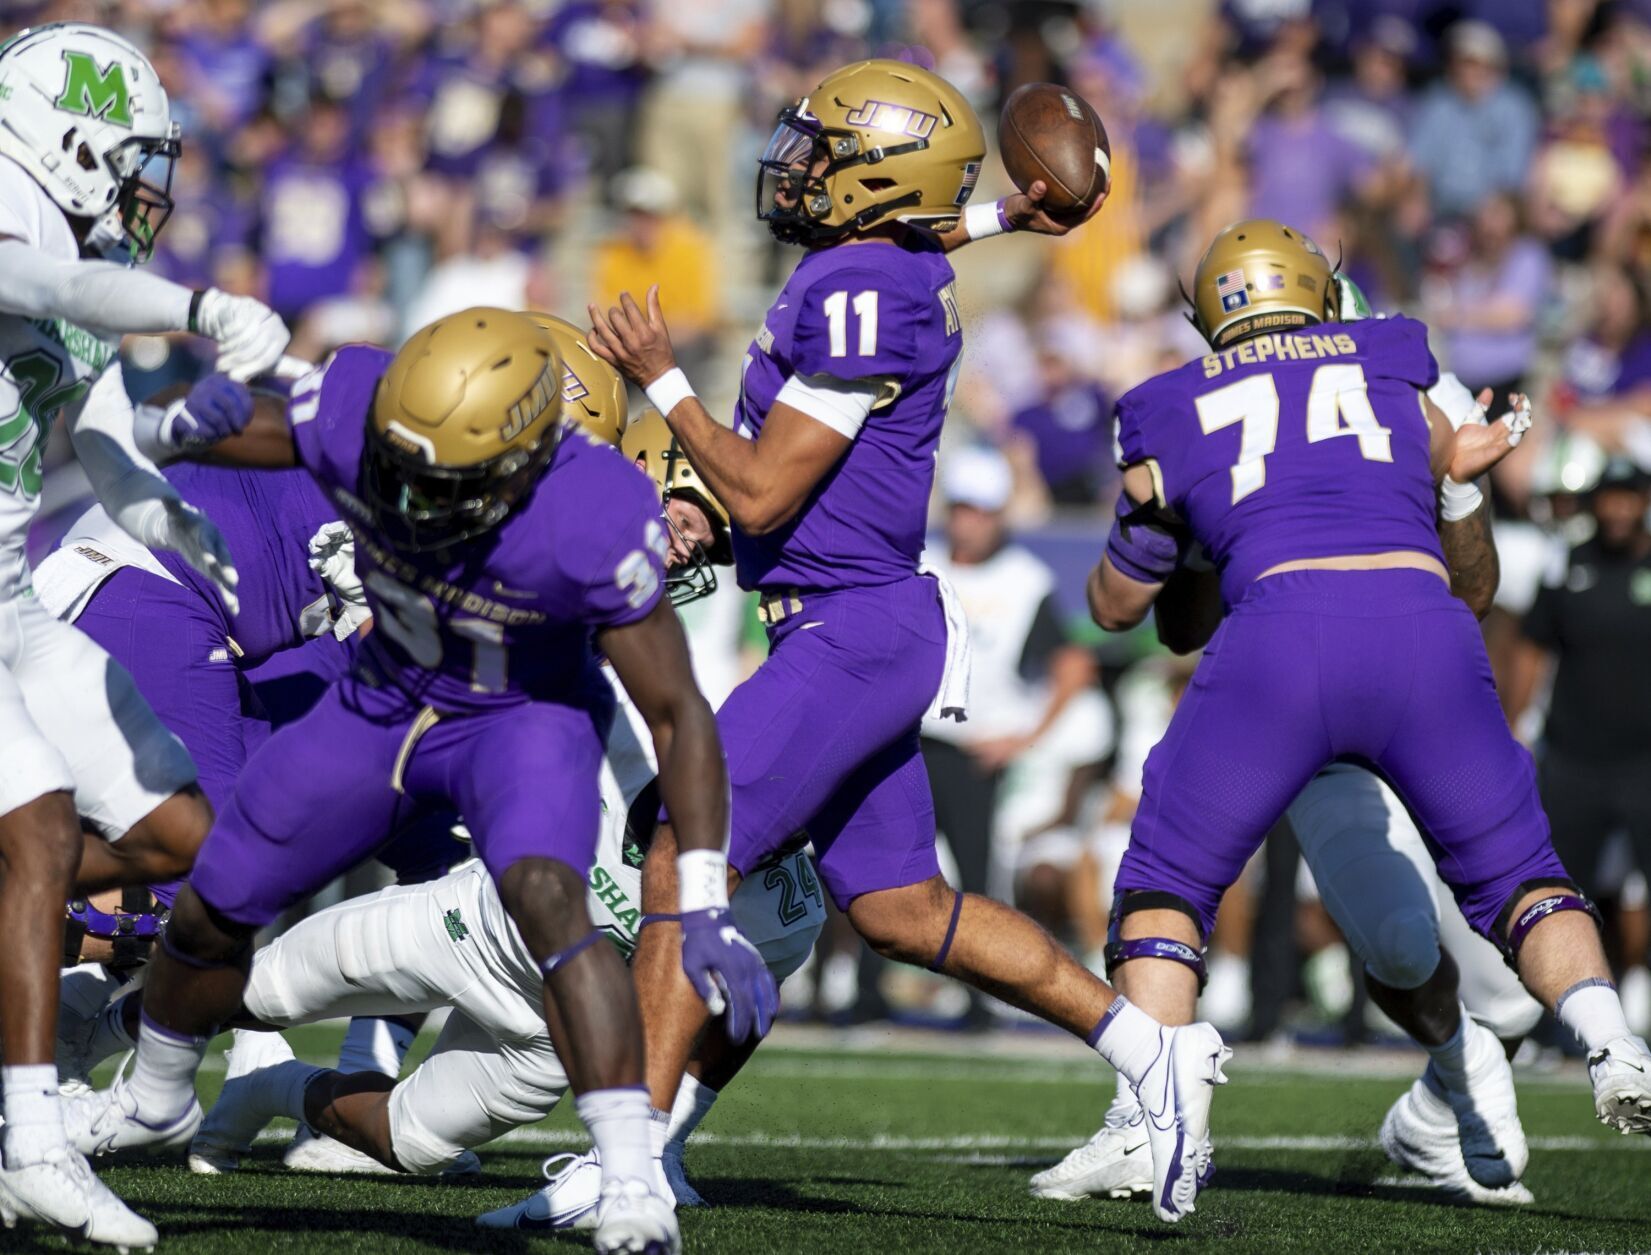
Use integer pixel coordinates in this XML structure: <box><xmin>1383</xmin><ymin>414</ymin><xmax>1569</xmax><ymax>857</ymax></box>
<box><xmin>680</xmin><ymin>907</ymin><xmax>779</xmax><ymax>1042</ymax></box>
<box><xmin>161</xmin><ymin>374</ymin><xmax>254</xmax><ymax>453</ymax></box>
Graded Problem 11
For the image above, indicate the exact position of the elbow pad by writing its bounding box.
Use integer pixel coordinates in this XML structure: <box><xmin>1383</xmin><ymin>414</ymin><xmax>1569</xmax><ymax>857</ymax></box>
<box><xmin>1105</xmin><ymin>493</ymin><xmax>1180</xmax><ymax>585</ymax></box>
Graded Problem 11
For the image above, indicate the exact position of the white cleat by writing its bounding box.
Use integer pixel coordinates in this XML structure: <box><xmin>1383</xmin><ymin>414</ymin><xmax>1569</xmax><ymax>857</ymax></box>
<box><xmin>1029</xmin><ymin>1093</ymin><xmax>1151</xmax><ymax>1200</ymax></box>
<box><xmin>1379</xmin><ymin>1074</ymin><xmax>1534</xmax><ymax>1206</ymax></box>
<box><xmin>1435</xmin><ymin>1022</ymin><xmax>1529</xmax><ymax>1189</ymax></box>
<box><xmin>278</xmin><ymin>1125</ymin><xmax>481</xmax><ymax>1177</ymax></box>
<box><xmin>1134</xmin><ymin>1021</ymin><xmax>1230</xmax><ymax>1223</ymax></box>
<box><xmin>186</xmin><ymin>1055</ymin><xmax>294</xmax><ymax>1175</ymax></box>
<box><xmin>65</xmin><ymin>1074</ymin><xmax>201</xmax><ymax>1160</ymax></box>
<box><xmin>1589</xmin><ymin>1035</ymin><xmax>1651</xmax><ymax>1134</ymax></box>
<box><xmin>0</xmin><ymin>1146</ymin><xmax>157</xmax><ymax>1251</ymax></box>
<box><xmin>661</xmin><ymin>1141</ymin><xmax>705</xmax><ymax>1208</ymax></box>
<box><xmin>592</xmin><ymin>1178</ymin><xmax>679</xmax><ymax>1255</ymax></box>
<box><xmin>476</xmin><ymin>1153</ymin><xmax>603</xmax><ymax>1231</ymax></box>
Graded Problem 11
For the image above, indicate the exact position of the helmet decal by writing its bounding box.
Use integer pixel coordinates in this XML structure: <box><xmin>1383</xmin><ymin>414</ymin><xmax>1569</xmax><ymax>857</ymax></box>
<box><xmin>55</xmin><ymin>49</ymin><xmax>133</xmax><ymax>127</ymax></box>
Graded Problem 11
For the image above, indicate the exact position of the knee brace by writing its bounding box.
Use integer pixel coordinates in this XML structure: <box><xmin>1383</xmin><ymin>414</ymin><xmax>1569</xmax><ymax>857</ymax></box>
<box><xmin>1103</xmin><ymin>890</ymin><xmax>1208</xmax><ymax>990</ymax></box>
<box><xmin>1493</xmin><ymin>878</ymin><xmax>1603</xmax><ymax>970</ymax></box>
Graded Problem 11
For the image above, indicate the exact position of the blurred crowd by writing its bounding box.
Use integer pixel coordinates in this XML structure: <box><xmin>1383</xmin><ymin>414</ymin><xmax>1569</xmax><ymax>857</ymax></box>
<box><xmin>14</xmin><ymin>0</ymin><xmax>1651</xmax><ymax>1048</ymax></box>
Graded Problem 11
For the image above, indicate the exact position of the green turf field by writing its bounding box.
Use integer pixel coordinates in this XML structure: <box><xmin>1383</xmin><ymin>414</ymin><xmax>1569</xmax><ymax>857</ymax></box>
<box><xmin>22</xmin><ymin>1023</ymin><xmax>1650</xmax><ymax>1254</ymax></box>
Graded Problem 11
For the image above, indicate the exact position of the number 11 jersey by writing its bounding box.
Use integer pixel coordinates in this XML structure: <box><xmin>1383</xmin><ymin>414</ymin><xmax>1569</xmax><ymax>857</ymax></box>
<box><xmin>291</xmin><ymin>344</ymin><xmax>668</xmax><ymax>714</ymax></box>
<box><xmin>1114</xmin><ymin>315</ymin><xmax>1443</xmax><ymax>606</ymax></box>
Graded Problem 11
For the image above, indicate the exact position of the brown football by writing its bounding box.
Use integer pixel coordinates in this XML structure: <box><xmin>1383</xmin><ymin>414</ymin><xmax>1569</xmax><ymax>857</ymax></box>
<box><xmin>998</xmin><ymin>82</ymin><xmax>1110</xmax><ymax>216</ymax></box>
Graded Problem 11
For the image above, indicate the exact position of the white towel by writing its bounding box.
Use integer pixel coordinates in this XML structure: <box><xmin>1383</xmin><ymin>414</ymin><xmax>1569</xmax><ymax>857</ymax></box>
<box><xmin>920</xmin><ymin>561</ymin><xmax>971</xmax><ymax>722</ymax></box>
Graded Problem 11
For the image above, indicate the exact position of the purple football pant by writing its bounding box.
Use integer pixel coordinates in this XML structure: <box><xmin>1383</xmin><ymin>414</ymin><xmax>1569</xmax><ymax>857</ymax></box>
<box><xmin>74</xmin><ymin>568</ymin><xmax>253</xmax><ymax>815</ymax></box>
<box><xmin>720</xmin><ymin>575</ymin><xmax>946</xmax><ymax>909</ymax></box>
<box><xmin>1117</xmin><ymin>569</ymin><xmax>1567</xmax><ymax>940</ymax></box>
<box><xmin>190</xmin><ymin>673</ymin><xmax>612</xmax><ymax>928</ymax></box>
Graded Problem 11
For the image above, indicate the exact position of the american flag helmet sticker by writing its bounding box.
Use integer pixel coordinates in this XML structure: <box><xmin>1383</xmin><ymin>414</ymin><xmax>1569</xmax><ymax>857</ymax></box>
<box><xmin>1217</xmin><ymin>267</ymin><xmax>1249</xmax><ymax>312</ymax></box>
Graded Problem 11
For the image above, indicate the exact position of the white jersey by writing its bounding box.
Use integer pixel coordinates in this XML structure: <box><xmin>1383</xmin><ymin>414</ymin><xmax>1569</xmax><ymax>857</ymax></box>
<box><xmin>0</xmin><ymin>157</ymin><xmax>122</xmax><ymax>598</ymax></box>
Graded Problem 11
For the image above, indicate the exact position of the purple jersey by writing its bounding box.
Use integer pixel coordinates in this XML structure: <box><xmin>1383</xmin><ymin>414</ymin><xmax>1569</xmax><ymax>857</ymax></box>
<box><xmin>1115</xmin><ymin>316</ymin><xmax>1442</xmax><ymax>605</ymax></box>
<box><xmin>291</xmin><ymin>345</ymin><xmax>668</xmax><ymax>714</ymax></box>
<box><xmin>153</xmin><ymin>463</ymin><xmax>341</xmax><ymax>666</ymax></box>
<box><xmin>733</xmin><ymin>235</ymin><xmax>962</xmax><ymax>592</ymax></box>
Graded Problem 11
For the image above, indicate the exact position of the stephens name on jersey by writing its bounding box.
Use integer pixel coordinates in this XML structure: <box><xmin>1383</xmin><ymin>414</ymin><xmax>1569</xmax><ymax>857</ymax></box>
<box><xmin>1115</xmin><ymin>315</ymin><xmax>1444</xmax><ymax>604</ymax></box>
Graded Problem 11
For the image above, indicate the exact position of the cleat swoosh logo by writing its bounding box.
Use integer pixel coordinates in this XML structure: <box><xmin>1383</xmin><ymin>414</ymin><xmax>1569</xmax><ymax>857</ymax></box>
<box><xmin>1122</xmin><ymin>1142</ymin><xmax>1148</xmax><ymax>1156</ymax></box>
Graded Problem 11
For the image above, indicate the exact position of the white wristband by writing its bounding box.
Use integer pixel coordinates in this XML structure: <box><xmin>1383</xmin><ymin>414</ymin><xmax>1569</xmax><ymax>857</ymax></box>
<box><xmin>645</xmin><ymin>367</ymin><xmax>696</xmax><ymax>417</ymax></box>
<box><xmin>678</xmin><ymin>849</ymin><xmax>730</xmax><ymax>913</ymax></box>
<box><xmin>1440</xmin><ymin>476</ymin><xmax>1483</xmax><ymax>522</ymax></box>
<box><xmin>962</xmin><ymin>199</ymin><xmax>1013</xmax><ymax>241</ymax></box>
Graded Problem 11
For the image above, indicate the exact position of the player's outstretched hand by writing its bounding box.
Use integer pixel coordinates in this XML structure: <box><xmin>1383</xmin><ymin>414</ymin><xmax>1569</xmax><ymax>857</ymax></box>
<box><xmin>680</xmin><ymin>907</ymin><xmax>779</xmax><ymax>1042</ymax></box>
<box><xmin>1449</xmin><ymin>392</ymin><xmax>1532</xmax><ymax>484</ymax></box>
<box><xmin>588</xmin><ymin>285</ymin><xmax>677</xmax><ymax>389</ymax></box>
<box><xmin>1003</xmin><ymin>179</ymin><xmax>1107</xmax><ymax>236</ymax></box>
<box><xmin>162</xmin><ymin>499</ymin><xmax>241</xmax><ymax>616</ymax></box>
<box><xmin>159</xmin><ymin>374</ymin><xmax>254</xmax><ymax>454</ymax></box>
<box><xmin>194</xmin><ymin>289</ymin><xmax>292</xmax><ymax>382</ymax></box>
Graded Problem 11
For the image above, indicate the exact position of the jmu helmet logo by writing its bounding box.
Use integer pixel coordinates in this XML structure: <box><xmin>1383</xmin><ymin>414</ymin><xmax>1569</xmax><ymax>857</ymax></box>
<box><xmin>561</xmin><ymin>363</ymin><xmax>590</xmax><ymax>405</ymax></box>
<box><xmin>843</xmin><ymin>100</ymin><xmax>938</xmax><ymax>140</ymax></box>
<box><xmin>501</xmin><ymin>362</ymin><xmax>557</xmax><ymax>442</ymax></box>
<box><xmin>55</xmin><ymin>51</ymin><xmax>133</xmax><ymax>128</ymax></box>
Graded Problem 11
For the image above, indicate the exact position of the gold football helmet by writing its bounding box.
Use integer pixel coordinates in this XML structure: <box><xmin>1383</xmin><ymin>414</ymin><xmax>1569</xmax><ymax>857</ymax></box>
<box><xmin>525</xmin><ymin>313</ymin><xmax>628</xmax><ymax>446</ymax></box>
<box><xmin>621</xmin><ymin>409</ymin><xmax>732</xmax><ymax>606</ymax></box>
<box><xmin>758</xmin><ymin>58</ymin><xmax>986</xmax><ymax>245</ymax></box>
<box><xmin>1189</xmin><ymin>219</ymin><xmax>1337</xmax><ymax>349</ymax></box>
<box><xmin>365</xmin><ymin>307</ymin><xmax>562</xmax><ymax>552</ymax></box>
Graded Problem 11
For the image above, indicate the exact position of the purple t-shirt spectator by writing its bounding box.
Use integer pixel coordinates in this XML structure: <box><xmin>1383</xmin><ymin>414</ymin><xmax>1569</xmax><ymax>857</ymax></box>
<box><xmin>1012</xmin><ymin>382</ymin><xmax>1115</xmax><ymax>506</ymax></box>
<box><xmin>1440</xmin><ymin>239</ymin><xmax>1551</xmax><ymax>387</ymax></box>
<box><xmin>261</xmin><ymin>155</ymin><xmax>376</xmax><ymax>317</ymax></box>
<box><xmin>1247</xmin><ymin>111</ymin><xmax>1371</xmax><ymax>230</ymax></box>
<box><xmin>1562</xmin><ymin>333</ymin><xmax>1651</xmax><ymax>402</ymax></box>
<box><xmin>175</xmin><ymin>30</ymin><xmax>272</xmax><ymax>131</ymax></box>
<box><xmin>154</xmin><ymin>179</ymin><xmax>255</xmax><ymax>291</ymax></box>
<box><xmin>547</xmin><ymin>1</ymin><xmax>648</xmax><ymax>105</ymax></box>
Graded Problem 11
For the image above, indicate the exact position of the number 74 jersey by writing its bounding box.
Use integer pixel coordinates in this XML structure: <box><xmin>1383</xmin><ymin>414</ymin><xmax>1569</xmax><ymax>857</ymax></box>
<box><xmin>1115</xmin><ymin>315</ymin><xmax>1445</xmax><ymax>606</ymax></box>
<box><xmin>290</xmin><ymin>345</ymin><xmax>669</xmax><ymax>713</ymax></box>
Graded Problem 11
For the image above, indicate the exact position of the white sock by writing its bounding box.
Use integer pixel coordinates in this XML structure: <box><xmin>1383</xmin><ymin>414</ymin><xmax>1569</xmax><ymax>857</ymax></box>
<box><xmin>649</xmin><ymin>1106</ymin><xmax>671</xmax><ymax>1158</ymax></box>
<box><xmin>3</xmin><ymin>1064</ymin><xmax>66</xmax><ymax>1167</ymax></box>
<box><xmin>127</xmin><ymin>1012</ymin><xmax>210</xmax><ymax>1121</ymax></box>
<box><xmin>336</xmin><ymin>1016</ymin><xmax>415</xmax><ymax>1077</ymax></box>
<box><xmin>664</xmin><ymin>1074</ymin><xmax>718</xmax><ymax>1150</ymax></box>
<box><xmin>577</xmin><ymin>1087</ymin><xmax>655</xmax><ymax>1188</ymax></box>
<box><xmin>1089</xmin><ymin>997</ymin><xmax>1164</xmax><ymax>1086</ymax></box>
<box><xmin>1557</xmin><ymin>979</ymin><xmax>1632</xmax><ymax>1053</ymax></box>
<box><xmin>1424</xmin><ymin>1008</ymin><xmax>1475</xmax><ymax>1094</ymax></box>
<box><xmin>1104</xmin><ymin>1066</ymin><xmax>1139</xmax><ymax>1123</ymax></box>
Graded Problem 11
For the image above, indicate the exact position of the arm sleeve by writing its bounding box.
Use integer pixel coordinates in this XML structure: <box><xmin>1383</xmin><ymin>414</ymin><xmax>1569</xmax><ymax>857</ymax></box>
<box><xmin>0</xmin><ymin>241</ymin><xmax>193</xmax><ymax>337</ymax></box>
<box><xmin>790</xmin><ymin>269</ymin><xmax>920</xmax><ymax>385</ymax></box>
<box><xmin>1017</xmin><ymin>593</ymin><xmax>1068</xmax><ymax>680</ymax></box>
<box><xmin>65</xmin><ymin>363</ymin><xmax>187</xmax><ymax>547</ymax></box>
<box><xmin>772</xmin><ymin>373</ymin><xmax>882</xmax><ymax>439</ymax></box>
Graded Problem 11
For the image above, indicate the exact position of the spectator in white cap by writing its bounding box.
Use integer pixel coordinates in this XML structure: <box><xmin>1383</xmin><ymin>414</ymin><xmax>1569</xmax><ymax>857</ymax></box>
<box><xmin>920</xmin><ymin>447</ymin><xmax>1109</xmax><ymax>1016</ymax></box>
<box><xmin>1409</xmin><ymin>19</ymin><xmax>1539</xmax><ymax>221</ymax></box>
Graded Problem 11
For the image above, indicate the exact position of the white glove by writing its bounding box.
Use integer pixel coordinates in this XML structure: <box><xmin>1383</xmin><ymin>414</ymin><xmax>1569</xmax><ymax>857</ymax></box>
<box><xmin>193</xmin><ymin>289</ymin><xmax>292</xmax><ymax>382</ymax></box>
<box><xmin>158</xmin><ymin>499</ymin><xmax>240</xmax><ymax>615</ymax></box>
<box><xmin>306</xmin><ymin>521</ymin><xmax>369</xmax><ymax>640</ymax></box>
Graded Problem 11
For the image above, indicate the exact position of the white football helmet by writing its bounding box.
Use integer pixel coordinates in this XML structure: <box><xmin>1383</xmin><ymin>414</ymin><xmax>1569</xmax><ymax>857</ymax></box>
<box><xmin>0</xmin><ymin>22</ymin><xmax>180</xmax><ymax>259</ymax></box>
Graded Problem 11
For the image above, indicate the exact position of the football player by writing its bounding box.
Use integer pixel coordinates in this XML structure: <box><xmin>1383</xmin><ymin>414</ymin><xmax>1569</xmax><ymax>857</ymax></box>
<box><xmin>1035</xmin><ymin>274</ymin><xmax>1547</xmax><ymax>1206</ymax></box>
<box><xmin>62</xmin><ymin>366</ymin><xmax>821</xmax><ymax>1212</ymax></box>
<box><xmin>582</xmin><ymin>58</ymin><xmax>1227</xmax><ymax>1225</ymax></box>
<box><xmin>0</xmin><ymin>22</ymin><xmax>289</xmax><ymax>1247</ymax></box>
<box><xmin>1083</xmin><ymin>219</ymin><xmax>1651</xmax><ymax>1203</ymax></box>
<box><xmin>62</xmin><ymin>308</ymin><xmax>757</xmax><ymax>1255</ymax></box>
<box><xmin>34</xmin><ymin>371</ymin><xmax>470</xmax><ymax>1174</ymax></box>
